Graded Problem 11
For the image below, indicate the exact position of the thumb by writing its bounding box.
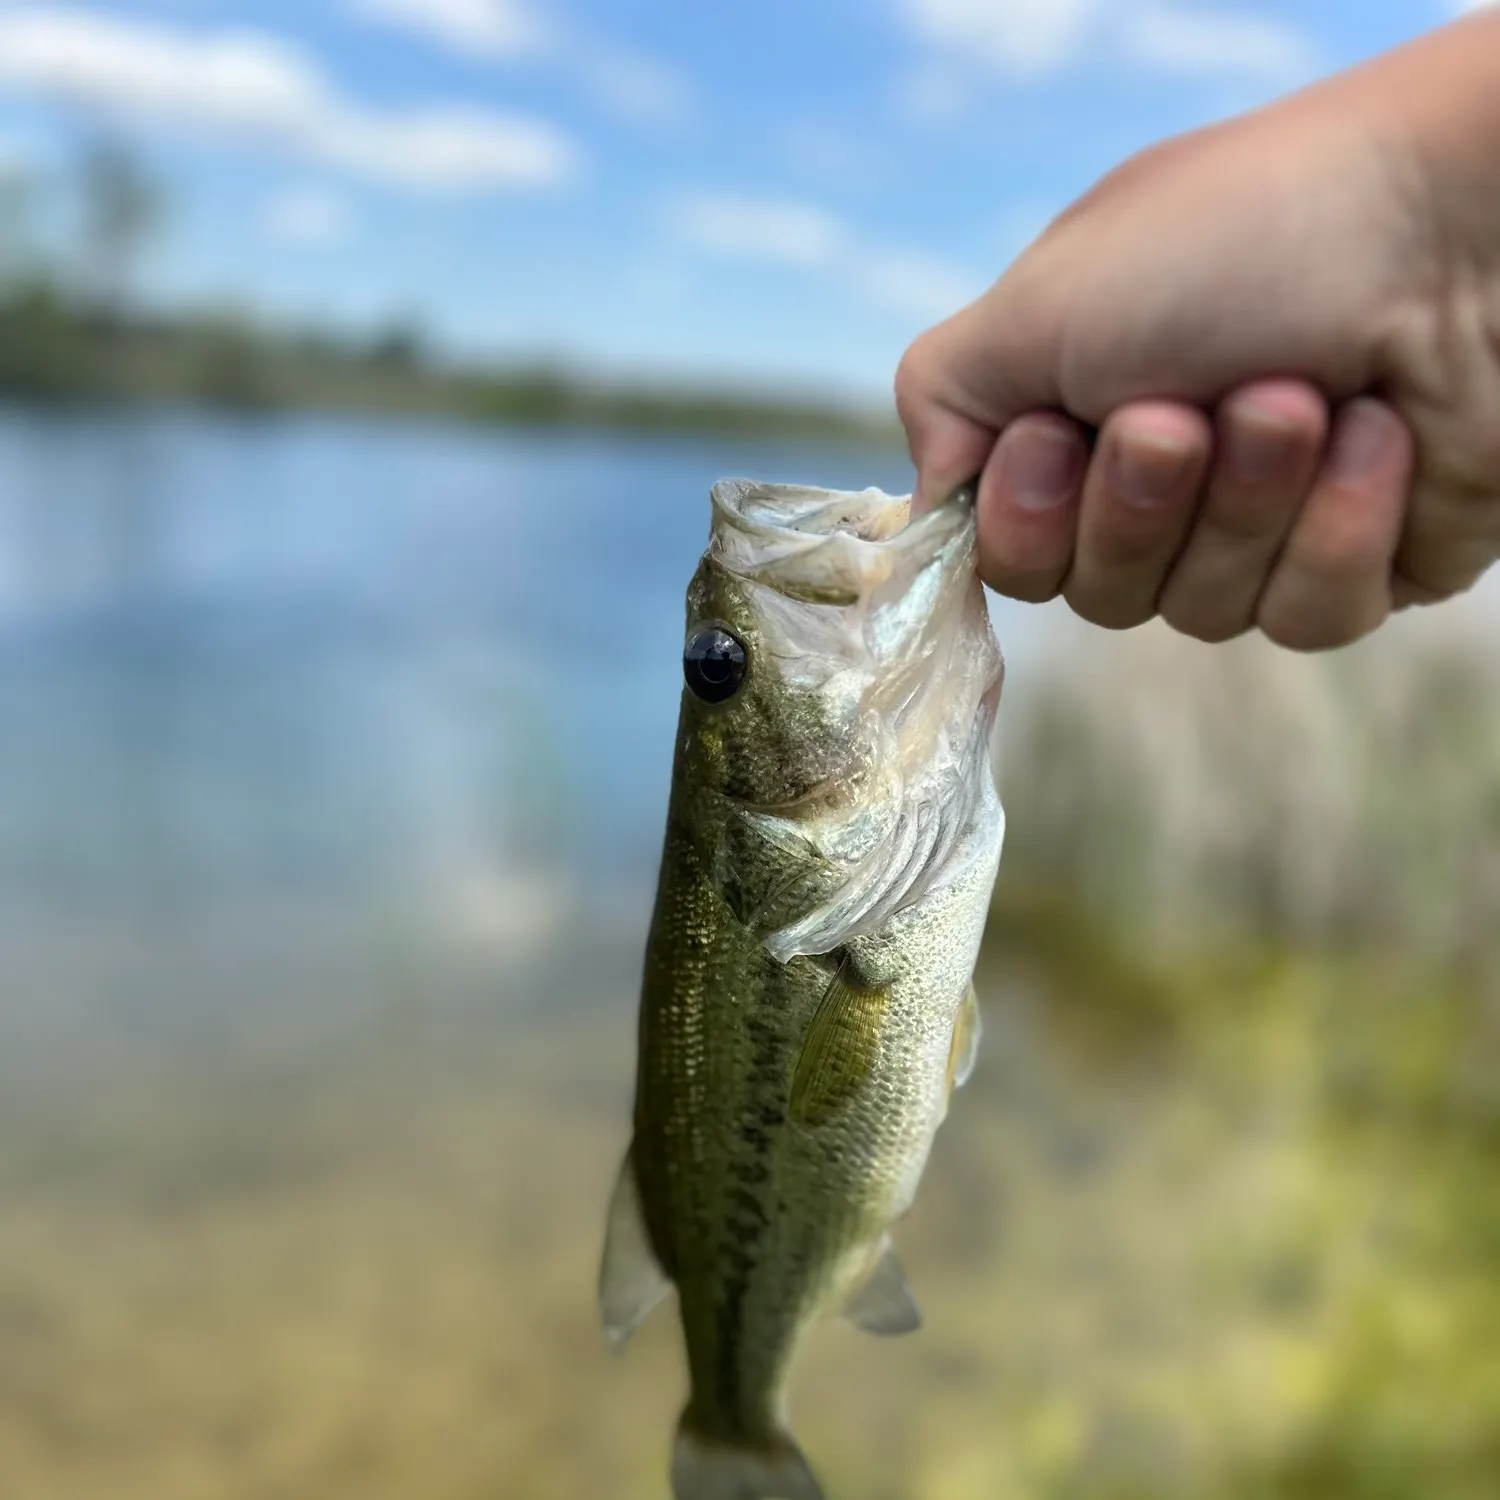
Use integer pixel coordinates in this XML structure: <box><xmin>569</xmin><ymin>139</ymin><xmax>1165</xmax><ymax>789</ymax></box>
<box><xmin>895</xmin><ymin>257</ymin><xmax>1069</xmax><ymax>513</ymax></box>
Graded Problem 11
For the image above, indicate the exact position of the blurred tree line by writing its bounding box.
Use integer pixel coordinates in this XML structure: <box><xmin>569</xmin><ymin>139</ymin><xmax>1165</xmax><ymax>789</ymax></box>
<box><xmin>0</xmin><ymin>139</ymin><xmax>895</xmax><ymax>440</ymax></box>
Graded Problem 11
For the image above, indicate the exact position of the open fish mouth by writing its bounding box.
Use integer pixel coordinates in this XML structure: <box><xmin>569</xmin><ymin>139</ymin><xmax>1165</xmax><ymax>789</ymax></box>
<box><xmin>708</xmin><ymin>479</ymin><xmax>975</xmax><ymax>609</ymax></box>
<box><xmin>707</xmin><ymin>479</ymin><xmax>1004</xmax><ymax>963</ymax></box>
<box><xmin>707</xmin><ymin>476</ymin><xmax>991</xmax><ymax>724</ymax></box>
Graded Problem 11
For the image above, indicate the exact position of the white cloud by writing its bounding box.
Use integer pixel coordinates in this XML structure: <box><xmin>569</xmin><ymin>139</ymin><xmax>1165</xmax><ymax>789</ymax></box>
<box><xmin>0</xmin><ymin>6</ymin><xmax>578</xmax><ymax>192</ymax></box>
<box><xmin>670</xmin><ymin>190</ymin><xmax>985</xmax><ymax>319</ymax></box>
<box><xmin>902</xmin><ymin>0</ymin><xmax>1098</xmax><ymax>74</ymax></box>
<box><xmin>894</xmin><ymin>65</ymin><xmax>974</xmax><ymax>123</ymax></box>
<box><xmin>347</xmin><ymin>0</ymin><xmax>546</xmax><ymax>58</ymax></box>
<box><xmin>263</xmin><ymin>183</ymin><xmax>353</xmax><ymax>247</ymax></box>
<box><xmin>345</xmin><ymin>0</ymin><xmax>690</xmax><ymax>127</ymax></box>
<box><xmin>671</xmin><ymin>193</ymin><xmax>848</xmax><ymax>268</ymax></box>
<box><xmin>855</xmin><ymin>251</ymin><xmax>986</xmax><ymax>317</ymax></box>
<box><xmin>575</xmin><ymin>46</ymin><xmax>690</xmax><ymax>127</ymax></box>
<box><xmin>898</xmin><ymin>0</ymin><xmax>1316</xmax><ymax>83</ymax></box>
<box><xmin>779</xmin><ymin>124</ymin><xmax>884</xmax><ymax>191</ymax></box>
<box><xmin>1123</xmin><ymin>2</ymin><xmax>1315</xmax><ymax>77</ymax></box>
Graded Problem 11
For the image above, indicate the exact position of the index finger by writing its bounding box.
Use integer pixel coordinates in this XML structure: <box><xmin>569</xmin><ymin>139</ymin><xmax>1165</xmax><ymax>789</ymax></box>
<box><xmin>894</xmin><ymin>267</ymin><xmax>1069</xmax><ymax>512</ymax></box>
<box><xmin>894</xmin><ymin>333</ymin><xmax>998</xmax><ymax>514</ymax></box>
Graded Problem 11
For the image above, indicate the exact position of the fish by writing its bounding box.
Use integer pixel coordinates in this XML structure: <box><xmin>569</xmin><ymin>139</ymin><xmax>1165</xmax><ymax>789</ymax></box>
<box><xmin>598</xmin><ymin>478</ymin><xmax>1005</xmax><ymax>1500</ymax></box>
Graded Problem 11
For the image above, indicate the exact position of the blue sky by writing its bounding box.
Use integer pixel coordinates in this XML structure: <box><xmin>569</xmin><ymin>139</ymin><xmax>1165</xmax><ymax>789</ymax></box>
<box><xmin>0</xmin><ymin>0</ymin><xmax>1480</xmax><ymax>398</ymax></box>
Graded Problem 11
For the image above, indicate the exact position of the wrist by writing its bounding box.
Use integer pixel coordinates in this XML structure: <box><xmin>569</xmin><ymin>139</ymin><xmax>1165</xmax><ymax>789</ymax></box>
<box><xmin>1374</xmin><ymin>11</ymin><xmax>1500</xmax><ymax>278</ymax></box>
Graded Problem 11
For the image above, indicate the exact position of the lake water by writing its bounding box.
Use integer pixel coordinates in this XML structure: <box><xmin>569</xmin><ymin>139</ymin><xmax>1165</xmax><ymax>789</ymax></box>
<box><xmin>0</xmin><ymin>406</ymin><xmax>1064</xmax><ymax>1040</ymax></box>
<box><xmin>5</xmin><ymin>402</ymin><xmax>1493</xmax><ymax>1041</ymax></box>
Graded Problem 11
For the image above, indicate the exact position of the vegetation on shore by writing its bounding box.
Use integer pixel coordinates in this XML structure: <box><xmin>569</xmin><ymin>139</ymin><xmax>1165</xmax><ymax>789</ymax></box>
<box><xmin>0</xmin><ymin>141</ymin><xmax>898</xmax><ymax>441</ymax></box>
<box><xmin>3</xmin><ymin>896</ymin><xmax>1497</xmax><ymax>1500</ymax></box>
<box><xmin>0</xmin><ymin>278</ymin><xmax>901</xmax><ymax>439</ymax></box>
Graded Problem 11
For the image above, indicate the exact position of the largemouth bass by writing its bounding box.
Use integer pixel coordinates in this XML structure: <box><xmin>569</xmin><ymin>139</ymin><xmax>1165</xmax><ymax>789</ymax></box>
<box><xmin>599</xmin><ymin>479</ymin><xmax>1005</xmax><ymax>1500</ymax></box>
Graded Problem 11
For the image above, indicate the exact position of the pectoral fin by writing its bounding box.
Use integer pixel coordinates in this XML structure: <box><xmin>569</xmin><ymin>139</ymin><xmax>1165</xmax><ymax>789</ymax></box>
<box><xmin>946</xmin><ymin>983</ymin><xmax>983</xmax><ymax>1096</ymax></box>
<box><xmin>842</xmin><ymin>1240</ymin><xmax>922</xmax><ymax>1337</ymax></box>
<box><xmin>789</xmin><ymin>965</ymin><xmax>891</xmax><ymax>1128</ymax></box>
<box><xmin>597</xmin><ymin>1146</ymin><xmax>670</xmax><ymax>1349</ymax></box>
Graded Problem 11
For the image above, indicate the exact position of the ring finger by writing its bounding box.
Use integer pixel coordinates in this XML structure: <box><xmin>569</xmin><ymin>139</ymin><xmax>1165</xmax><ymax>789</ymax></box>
<box><xmin>1158</xmin><ymin>379</ymin><xmax>1329</xmax><ymax>641</ymax></box>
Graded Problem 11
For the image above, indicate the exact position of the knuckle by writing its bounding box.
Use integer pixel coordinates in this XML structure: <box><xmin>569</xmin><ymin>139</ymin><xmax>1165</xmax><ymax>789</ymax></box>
<box><xmin>1089</xmin><ymin>526</ymin><xmax>1182</xmax><ymax>570</ymax></box>
<box><xmin>1257</xmin><ymin>592</ymin><xmax>1386</xmax><ymax>653</ymax></box>
<box><xmin>1194</xmin><ymin>508</ymin><xmax>1264</xmax><ymax>545</ymax></box>
<box><xmin>1292</xmin><ymin>483</ymin><xmax>1406</xmax><ymax>579</ymax></box>
<box><xmin>1064</xmin><ymin>581</ymin><xmax>1153</xmax><ymax>631</ymax></box>
<box><xmin>1395</xmin><ymin>538</ymin><xmax>1491</xmax><ymax>601</ymax></box>
<box><xmin>1284</xmin><ymin>520</ymin><xmax>1395</xmax><ymax>584</ymax></box>
<box><xmin>1198</xmin><ymin>492</ymin><xmax>1300</xmax><ymax>544</ymax></box>
<box><xmin>1221</xmin><ymin>387</ymin><xmax>1327</xmax><ymax>451</ymax></box>
<box><xmin>992</xmin><ymin>573</ymin><xmax>1062</xmax><ymax>605</ymax></box>
<box><xmin>1257</xmin><ymin>608</ymin><xmax>1342</xmax><ymax>652</ymax></box>
<box><xmin>982</xmin><ymin>553</ymin><xmax>1064</xmax><ymax>603</ymax></box>
<box><xmin>1192</xmin><ymin>619</ymin><xmax>1252</xmax><ymax>644</ymax></box>
<box><xmin>1160</xmin><ymin>593</ymin><xmax>1247</xmax><ymax>643</ymax></box>
<box><xmin>1391</xmin><ymin>567</ymin><xmax>1452</xmax><ymax>607</ymax></box>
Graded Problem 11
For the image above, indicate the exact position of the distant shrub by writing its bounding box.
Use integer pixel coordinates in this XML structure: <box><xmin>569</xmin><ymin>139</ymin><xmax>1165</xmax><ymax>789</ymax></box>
<box><xmin>996</xmin><ymin>608</ymin><xmax>1500</xmax><ymax>965</ymax></box>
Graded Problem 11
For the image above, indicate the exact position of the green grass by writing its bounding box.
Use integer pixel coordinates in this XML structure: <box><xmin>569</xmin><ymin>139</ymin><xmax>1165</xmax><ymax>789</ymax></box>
<box><xmin>2</xmin><ymin>896</ymin><xmax>1497</xmax><ymax>1499</ymax></box>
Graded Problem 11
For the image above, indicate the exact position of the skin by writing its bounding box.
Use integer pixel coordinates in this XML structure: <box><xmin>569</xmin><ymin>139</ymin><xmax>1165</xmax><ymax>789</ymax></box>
<box><xmin>897</xmin><ymin>10</ymin><xmax>1500</xmax><ymax>650</ymax></box>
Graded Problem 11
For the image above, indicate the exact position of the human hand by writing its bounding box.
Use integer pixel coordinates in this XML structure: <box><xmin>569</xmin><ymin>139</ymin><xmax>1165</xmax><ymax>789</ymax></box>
<box><xmin>897</xmin><ymin>12</ymin><xmax>1500</xmax><ymax>649</ymax></box>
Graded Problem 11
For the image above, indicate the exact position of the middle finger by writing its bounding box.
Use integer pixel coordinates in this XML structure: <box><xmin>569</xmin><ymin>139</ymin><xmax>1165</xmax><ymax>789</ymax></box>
<box><xmin>1159</xmin><ymin>379</ymin><xmax>1328</xmax><ymax>642</ymax></box>
<box><xmin>1063</xmin><ymin>400</ymin><xmax>1213</xmax><ymax>629</ymax></box>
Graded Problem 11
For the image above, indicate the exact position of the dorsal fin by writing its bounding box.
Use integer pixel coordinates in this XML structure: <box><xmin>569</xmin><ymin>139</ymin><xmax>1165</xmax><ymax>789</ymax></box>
<box><xmin>597</xmin><ymin>1146</ymin><xmax>670</xmax><ymax>1349</ymax></box>
<box><xmin>789</xmin><ymin>964</ymin><xmax>891</xmax><ymax>1128</ymax></box>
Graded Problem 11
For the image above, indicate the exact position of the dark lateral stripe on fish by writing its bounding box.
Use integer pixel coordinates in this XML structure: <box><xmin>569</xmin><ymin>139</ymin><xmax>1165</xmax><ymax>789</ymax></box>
<box><xmin>712</xmin><ymin>1005</ymin><xmax>787</xmax><ymax>1426</ymax></box>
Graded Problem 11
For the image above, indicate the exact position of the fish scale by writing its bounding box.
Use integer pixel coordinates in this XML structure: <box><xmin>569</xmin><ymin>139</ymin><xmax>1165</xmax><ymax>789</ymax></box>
<box><xmin>599</xmin><ymin>479</ymin><xmax>1004</xmax><ymax>1500</ymax></box>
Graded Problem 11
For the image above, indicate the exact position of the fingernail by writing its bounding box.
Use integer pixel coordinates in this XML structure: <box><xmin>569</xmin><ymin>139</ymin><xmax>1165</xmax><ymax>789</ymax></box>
<box><xmin>1225</xmin><ymin>408</ymin><xmax>1300</xmax><ymax>485</ymax></box>
<box><xmin>999</xmin><ymin>423</ymin><xmax>1082</xmax><ymax>511</ymax></box>
<box><xmin>1115</xmin><ymin>431</ymin><xmax>1195</xmax><ymax>509</ymax></box>
<box><xmin>1328</xmin><ymin>399</ymin><xmax>1394</xmax><ymax>483</ymax></box>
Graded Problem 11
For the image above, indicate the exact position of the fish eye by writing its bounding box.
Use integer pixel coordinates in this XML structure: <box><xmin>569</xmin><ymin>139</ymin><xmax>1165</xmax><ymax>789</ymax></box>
<box><xmin>683</xmin><ymin>626</ymin><xmax>748</xmax><ymax>704</ymax></box>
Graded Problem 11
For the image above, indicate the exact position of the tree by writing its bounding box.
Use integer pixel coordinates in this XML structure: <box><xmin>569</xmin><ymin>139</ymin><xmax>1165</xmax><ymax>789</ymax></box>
<box><xmin>0</xmin><ymin>150</ymin><xmax>34</xmax><ymax>289</ymax></box>
<box><xmin>78</xmin><ymin>137</ymin><xmax>161</xmax><ymax>320</ymax></box>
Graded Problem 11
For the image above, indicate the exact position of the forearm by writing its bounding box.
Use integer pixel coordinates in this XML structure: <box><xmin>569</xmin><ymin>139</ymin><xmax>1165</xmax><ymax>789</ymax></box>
<box><xmin>1360</xmin><ymin>10</ymin><xmax>1500</xmax><ymax>275</ymax></box>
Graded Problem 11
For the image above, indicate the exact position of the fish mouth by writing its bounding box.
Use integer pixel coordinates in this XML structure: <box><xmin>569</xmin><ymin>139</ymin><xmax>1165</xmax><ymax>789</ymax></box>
<box><xmin>708</xmin><ymin>478</ymin><xmax>984</xmax><ymax>722</ymax></box>
<box><xmin>707</xmin><ymin>479</ymin><xmax>1003</xmax><ymax>963</ymax></box>
<box><xmin>709</xmin><ymin>479</ymin><xmax>974</xmax><ymax>608</ymax></box>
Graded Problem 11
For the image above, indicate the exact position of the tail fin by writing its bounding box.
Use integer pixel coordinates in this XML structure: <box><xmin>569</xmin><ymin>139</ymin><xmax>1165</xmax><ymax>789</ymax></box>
<box><xmin>671</xmin><ymin>1415</ymin><xmax>824</xmax><ymax>1500</ymax></box>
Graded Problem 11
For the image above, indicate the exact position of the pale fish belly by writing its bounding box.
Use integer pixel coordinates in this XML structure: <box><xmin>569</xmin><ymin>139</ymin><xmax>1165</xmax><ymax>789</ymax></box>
<box><xmin>841</xmin><ymin>773</ymin><xmax>1004</xmax><ymax>1227</ymax></box>
<box><xmin>724</xmin><ymin>769</ymin><xmax>1006</xmax><ymax>1353</ymax></box>
<box><xmin>699</xmin><ymin>765</ymin><xmax>1004</xmax><ymax>1342</ymax></box>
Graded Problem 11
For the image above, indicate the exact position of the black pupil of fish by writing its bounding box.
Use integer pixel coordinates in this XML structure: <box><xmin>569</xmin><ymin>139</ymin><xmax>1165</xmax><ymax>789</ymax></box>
<box><xmin>684</xmin><ymin>628</ymin><xmax>747</xmax><ymax>702</ymax></box>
